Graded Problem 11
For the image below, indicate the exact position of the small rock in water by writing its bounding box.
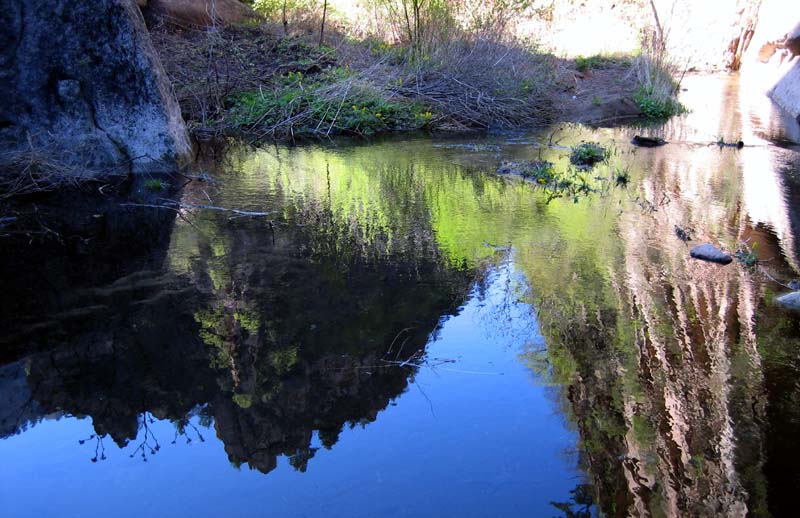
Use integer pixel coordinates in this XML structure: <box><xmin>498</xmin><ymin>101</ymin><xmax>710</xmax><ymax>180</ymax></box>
<box><xmin>690</xmin><ymin>244</ymin><xmax>732</xmax><ymax>265</ymax></box>
<box><xmin>631</xmin><ymin>135</ymin><xmax>667</xmax><ymax>147</ymax></box>
<box><xmin>776</xmin><ymin>291</ymin><xmax>800</xmax><ymax>310</ymax></box>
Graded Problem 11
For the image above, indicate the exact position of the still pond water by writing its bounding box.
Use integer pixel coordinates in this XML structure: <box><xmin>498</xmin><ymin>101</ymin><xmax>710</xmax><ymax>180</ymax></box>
<box><xmin>2</xmin><ymin>75</ymin><xmax>800</xmax><ymax>517</ymax></box>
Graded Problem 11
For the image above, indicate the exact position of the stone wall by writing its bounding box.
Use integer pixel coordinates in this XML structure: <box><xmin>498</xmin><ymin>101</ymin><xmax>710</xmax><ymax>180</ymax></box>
<box><xmin>0</xmin><ymin>0</ymin><xmax>191</xmax><ymax>174</ymax></box>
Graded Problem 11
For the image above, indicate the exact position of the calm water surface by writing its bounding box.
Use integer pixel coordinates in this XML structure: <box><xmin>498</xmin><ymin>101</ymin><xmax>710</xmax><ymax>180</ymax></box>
<box><xmin>2</xmin><ymin>75</ymin><xmax>800</xmax><ymax>517</ymax></box>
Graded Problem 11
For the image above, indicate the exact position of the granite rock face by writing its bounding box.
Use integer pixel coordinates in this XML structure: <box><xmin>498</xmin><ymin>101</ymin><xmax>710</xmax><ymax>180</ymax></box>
<box><xmin>0</xmin><ymin>0</ymin><xmax>191</xmax><ymax>174</ymax></box>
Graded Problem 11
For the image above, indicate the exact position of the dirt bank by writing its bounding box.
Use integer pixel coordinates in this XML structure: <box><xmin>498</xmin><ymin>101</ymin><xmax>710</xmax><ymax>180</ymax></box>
<box><xmin>554</xmin><ymin>61</ymin><xmax>643</xmax><ymax>126</ymax></box>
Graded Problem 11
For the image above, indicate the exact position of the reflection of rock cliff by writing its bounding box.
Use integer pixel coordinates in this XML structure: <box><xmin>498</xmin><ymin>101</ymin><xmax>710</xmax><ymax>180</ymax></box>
<box><xmin>182</xmin><ymin>207</ymin><xmax>472</xmax><ymax>472</ymax></box>
<box><xmin>524</xmin><ymin>122</ymin><xmax>800</xmax><ymax>516</ymax></box>
<box><xmin>1</xmin><ymin>202</ymin><xmax>472</xmax><ymax>473</ymax></box>
<box><xmin>212</xmin><ymin>353</ymin><xmax>414</xmax><ymax>474</ymax></box>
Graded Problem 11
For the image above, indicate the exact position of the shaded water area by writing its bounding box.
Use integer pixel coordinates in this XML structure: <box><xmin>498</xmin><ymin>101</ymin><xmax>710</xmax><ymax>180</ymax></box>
<box><xmin>2</xmin><ymin>74</ymin><xmax>800</xmax><ymax>517</ymax></box>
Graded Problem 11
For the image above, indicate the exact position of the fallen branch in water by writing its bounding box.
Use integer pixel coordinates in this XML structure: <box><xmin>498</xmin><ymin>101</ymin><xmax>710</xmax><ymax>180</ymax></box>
<box><xmin>122</xmin><ymin>201</ymin><xmax>276</xmax><ymax>218</ymax></box>
<box><xmin>119</xmin><ymin>202</ymin><xmax>201</xmax><ymax>230</ymax></box>
<box><xmin>122</xmin><ymin>200</ymin><xmax>277</xmax><ymax>243</ymax></box>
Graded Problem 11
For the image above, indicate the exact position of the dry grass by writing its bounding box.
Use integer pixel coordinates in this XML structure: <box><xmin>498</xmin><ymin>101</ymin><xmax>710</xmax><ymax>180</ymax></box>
<box><xmin>0</xmin><ymin>146</ymin><xmax>99</xmax><ymax>199</ymax></box>
<box><xmin>385</xmin><ymin>35</ymin><xmax>557</xmax><ymax>129</ymax></box>
<box><xmin>631</xmin><ymin>28</ymin><xmax>687</xmax><ymax>118</ymax></box>
<box><xmin>150</xmin><ymin>20</ymin><xmax>558</xmax><ymax>138</ymax></box>
<box><xmin>151</xmin><ymin>22</ymin><xmax>338</xmax><ymax>135</ymax></box>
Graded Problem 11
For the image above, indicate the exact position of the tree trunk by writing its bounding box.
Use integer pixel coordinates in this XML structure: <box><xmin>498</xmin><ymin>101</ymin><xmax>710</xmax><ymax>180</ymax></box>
<box><xmin>319</xmin><ymin>0</ymin><xmax>328</xmax><ymax>47</ymax></box>
<box><xmin>282</xmin><ymin>0</ymin><xmax>288</xmax><ymax>35</ymax></box>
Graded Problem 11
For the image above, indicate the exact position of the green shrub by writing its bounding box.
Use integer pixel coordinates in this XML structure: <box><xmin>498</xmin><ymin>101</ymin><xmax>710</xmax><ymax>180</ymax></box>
<box><xmin>633</xmin><ymin>88</ymin><xmax>686</xmax><ymax>119</ymax></box>
<box><xmin>232</xmin><ymin>393</ymin><xmax>253</xmax><ymax>409</ymax></box>
<box><xmin>569</xmin><ymin>142</ymin><xmax>608</xmax><ymax>167</ymax></box>
<box><xmin>734</xmin><ymin>241</ymin><xmax>758</xmax><ymax>268</ymax></box>
<box><xmin>632</xmin><ymin>29</ymin><xmax>686</xmax><ymax>120</ymax></box>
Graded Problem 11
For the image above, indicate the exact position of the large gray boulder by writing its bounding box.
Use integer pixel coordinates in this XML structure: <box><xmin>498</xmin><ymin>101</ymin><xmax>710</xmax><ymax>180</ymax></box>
<box><xmin>0</xmin><ymin>0</ymin><xmax>191</xmax><ymax>174</ymax></box>
<box><xmin>768</xmin><ymin>22</ymin><xmax>800</xmax><ymax>123</ymax></box>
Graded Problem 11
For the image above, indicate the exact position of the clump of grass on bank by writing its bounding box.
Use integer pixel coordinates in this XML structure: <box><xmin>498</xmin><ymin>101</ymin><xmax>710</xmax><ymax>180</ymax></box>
<box><xmin>575</xmin><ymin>53</ymin><xmax>632</xmax><ymax>73</ymax></box>
<box><xmin>633</xmin><ymin>29</ymin><xmax>686</xmax><ymax>119</ymax></box>
<box><xmin>228</xmin><ymin>71</ymin><xmax>433</xmax><ymax>137</ymax></box>
<box><xmin>633</xmin><ymin>87</ymin><xmax>685</xmax><ymax>119</ymax></box>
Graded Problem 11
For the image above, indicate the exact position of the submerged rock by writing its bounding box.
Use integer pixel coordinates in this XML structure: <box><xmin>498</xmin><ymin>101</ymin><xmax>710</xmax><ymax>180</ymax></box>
<box><xmin>690</xmin><ymin>244</ymin><xmax>733</xmax><ymax>265</ymax></box>
<box><xmin>776</xmin><ymin>291</ymin><xmax>800</xmax><ymax>310</ymax></box>
<box><xmin>0</xmin><ymin>0</ymin><xmax>191</xmax><ymax>174</ymax></box>
<box><xmin>632</xmin><ymin>135</ymin><xmax>667</xmax><ymax>147</ymax></box>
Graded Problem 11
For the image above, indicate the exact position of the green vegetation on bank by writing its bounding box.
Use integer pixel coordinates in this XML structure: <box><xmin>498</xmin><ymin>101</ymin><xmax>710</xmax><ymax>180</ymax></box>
<box><xmin>152</xmin><ymin>0</ymin><xmax>559</xmax><ymax>140</ymax></box>
<box><xmin>227</xmin><ymin>68</ymin><xmax>433</xmax><ymax>136</ymax></box>
<box><xmin>575</xmin><ymin>53</ymin><xmax>632</xmax><ymax>73</ymax></box>
<box><xmin>148</xmin><ymin>1</ymin><xmax>686</xmax><ymax>140</ymax></box>
<box><xmin>632</xmin><ymin>29</ymin><xmax>687</xmax><ymax>119</ymax></box>
<box><xmin>634</xmin><ymin>86</ymin><xmax>686</xmax><ymax>119</ymax></box>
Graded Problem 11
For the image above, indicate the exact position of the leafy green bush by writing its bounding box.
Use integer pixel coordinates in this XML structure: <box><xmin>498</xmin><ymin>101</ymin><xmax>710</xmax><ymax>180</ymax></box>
<box><xmin>569</xmin><ymin>142</ymin><xmax>609</xmax><ymax>167</ymax></box>
<box><xmin>633</xmin><ymin>88</ymin><xmax>686</xmax><ymax>119</ymax></box>
<box><xmin>632</xmin><ymin>29</ymin><xmax>686</xmax><ymax>120</ymax></box>
<box><xmin>734</xmin><ymin>241</ymin><xmax>758</xmax><ymax>268</ymax></box>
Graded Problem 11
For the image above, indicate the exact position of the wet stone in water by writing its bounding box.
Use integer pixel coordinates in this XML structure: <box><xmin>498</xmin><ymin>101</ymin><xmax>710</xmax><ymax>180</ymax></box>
<box><xmin>631</xmin><ymin>135</ymin><xmax>667</xmax><ymax>147</ymax></box>
<box><xmin>690</xmin><ymin>243</ymin><xmax>733</xmax><ymax>265</ymax></box>
<box><xmin>776</xmin><ymin>291</ymin><xmax>800</xmax><ymax>310</ymax></box>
